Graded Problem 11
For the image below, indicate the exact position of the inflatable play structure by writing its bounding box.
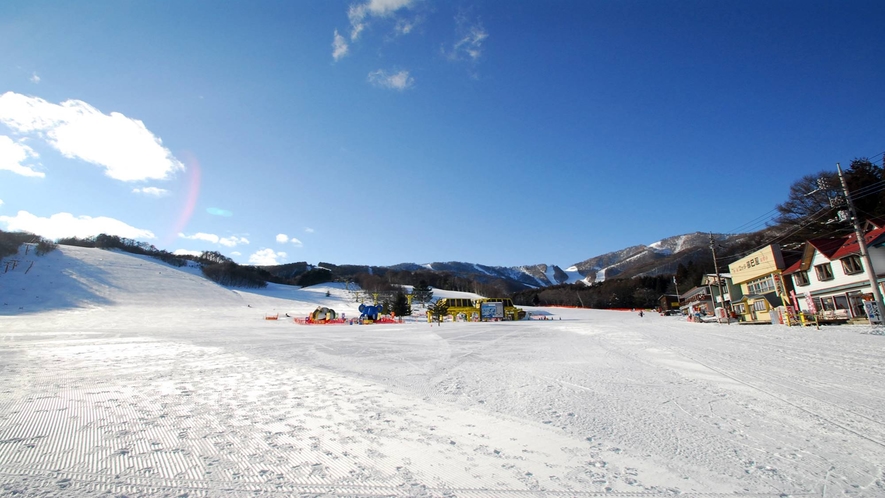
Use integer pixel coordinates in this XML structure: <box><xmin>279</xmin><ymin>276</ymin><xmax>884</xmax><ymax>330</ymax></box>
<box><xmin>294</xmin><ymin>307</ymin><xmax>346</xmax><ymax>325</ymax></box>
<box><xmin>356</xmin><ymin>303</ymin><xmax>403</xmax><ymax>324</ymax></box>
<box><xmin>359</xmin><ymin>303</ymin><xmax>383</xmax><ymax>323</ymax></box>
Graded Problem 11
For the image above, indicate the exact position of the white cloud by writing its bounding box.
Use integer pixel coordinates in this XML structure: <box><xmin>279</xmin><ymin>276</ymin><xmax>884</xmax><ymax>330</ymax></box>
<box><xmin>347</xmin><ymin>0</ymin><xmax>415</xmax><ymax>40</ymax></box>
<box><xmin>0</xmin><ymin>92</ymin><xmax>184</xmax><ymax>182</ymax></box>
<box><xmin>179</xmin><ymin>232</ymin><xmax>219</xmax><ymax>244</ymax></box>
<box><xmin>305</xmin><ymin>227</ymin><xmax>315</xmax><ymax>233</ymax></box>
<box><xmin>446</xmin><ymin>16</ymin><xmax>488</xmax><ymax>62</ymax></box>
<box><xmin>173</xmin><ymin>249</ymin><xmax>202</xmax><ymax>257</ymax></box>
<box><xmin>132</xmin><ymin>186</ymin><xmax>170</xmax><ymax>197</ymax></box>
<box><xmin>332</xmin><ymin>30</ymin><xmax>349</xmax><ymax>61</ymax></box>
<box><xmin>0</xmin><ymin>135</ymin><xmax>44</xmax><ymax>178</ymax></box>
<box><xmin>395</xmin><ymin>16</ymin><xmax>420</xmax><ymax>35</ymax></box>
<box><xmin>0</xmin><ymin>199</ymin><xmax>4</xmax><ymax>206</ymax></box>
<box><xmin>230</xmin><ymin>251</ymin><xmax>242</xmax><ymax>257</ymax></box>
<box><xmin>248</xmin><ymin>248</ymin><xmax>287</xmax><ymax>266</ymax></box>
<box><xmin>368</xmin><ymin>69</ymin><xmax>414</xmax><ymax>90</ymax></box>
<box><xmin>30</xmin><ymin>72</ymin><xmax>40</xmax><ymax>84</ymax></box>
<box><xmin>178</xmin><ymin>232</ymin><xmax>248</xmax><ymax>247</ymax></box>
<box><xmin>275</xmin><ymin>234</ymin><xmax>301</xmax><ymax>247</ymax></box>
<box><xmin>219</xmin><ymin>236</ymin><xmax>249</xmax><ymax>247</ymax></box>
<box><xmin>0</xmin><ymin>210</ymin><xmax>155</xmax><ymax>240</ymax></box>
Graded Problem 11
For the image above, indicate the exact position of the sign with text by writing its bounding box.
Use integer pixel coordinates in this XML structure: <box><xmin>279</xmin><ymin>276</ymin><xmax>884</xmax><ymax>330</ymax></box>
<box><xmin>481</xmin><ymin>302</ymin><xmax>503</xmax><ymax>320</ymax></box>
<box><xmin>728</xmin><ymin>245</ymin><xmax>784</xmax><ymax>284</ymax></box>
<box><xmin>863</xmin><ymin>301</ymin><xmax>882</xmax><ymax>324</ymax></box>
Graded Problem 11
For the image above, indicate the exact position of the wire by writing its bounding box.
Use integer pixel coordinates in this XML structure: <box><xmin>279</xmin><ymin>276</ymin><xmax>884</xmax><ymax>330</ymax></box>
<box><xmin>848</xmin><ymin>180</ymin><xmax>885</xmax><ymax>200</ymax></box>
<box><xmin>691</xmin><ymin>149</ymin><xmax>885</xmax><ymax>269</ymax></box>
<box><xmin>718</xmin><ymin>206</ymin><xmax>836</xmax><ymax>265</ymax></box>
<box><xmin>727</xmin><ymin>208</ymin><xmax>782</xmax><ymax>235</ymax></box>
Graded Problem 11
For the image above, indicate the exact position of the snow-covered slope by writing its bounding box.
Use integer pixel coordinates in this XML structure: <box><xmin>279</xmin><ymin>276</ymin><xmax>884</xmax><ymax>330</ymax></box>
<box><xmin>0</xmin><ymin>244</ymin><xmax>365</xmax><ymax>318</ymax></box>
<box><xmin>1</xmin><ymin>243</ymin><xmax>883</xmax><ymax>496</ymax></box>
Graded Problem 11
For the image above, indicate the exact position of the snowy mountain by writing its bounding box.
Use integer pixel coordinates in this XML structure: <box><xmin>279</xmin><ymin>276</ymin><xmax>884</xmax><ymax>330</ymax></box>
<box><xmin>569</xmin><ymin>232</ymin><xmax>729</xmax><ymax>283</ymax></box>
<box><xmin>272</xmin><ymin>232</ymin><xmax>737</xmax><ymax>291</ymax></box>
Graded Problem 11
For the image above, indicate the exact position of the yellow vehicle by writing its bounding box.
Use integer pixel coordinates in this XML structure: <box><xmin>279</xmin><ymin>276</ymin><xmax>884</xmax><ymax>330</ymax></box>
<box><xmin>426</xmin><ymin>297</ymin><xmax>525</xmax><ymax>322</ymax></box>
<box><xmin>426</xmin><ymin>298</ymin><xmax>478</xmax><ymax>322</ymax></box>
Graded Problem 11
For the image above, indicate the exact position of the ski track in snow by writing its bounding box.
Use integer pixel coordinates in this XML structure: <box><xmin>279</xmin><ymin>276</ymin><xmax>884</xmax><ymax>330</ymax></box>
<box><xmin>1</xmin><ymin>246</ymin><xmax>885</xmax><ymax>497</ymax></box>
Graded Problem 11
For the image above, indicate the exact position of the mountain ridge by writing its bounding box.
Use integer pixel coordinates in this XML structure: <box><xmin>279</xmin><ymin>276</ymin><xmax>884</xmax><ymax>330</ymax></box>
<box><xmin>262</xmin><ymin>231</ymin><xmax>740</xmax><ymax>291</ymax></box>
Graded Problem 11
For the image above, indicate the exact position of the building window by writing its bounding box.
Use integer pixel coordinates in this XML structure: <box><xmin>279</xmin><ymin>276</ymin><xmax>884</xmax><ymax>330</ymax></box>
<box><xmin>733</xmin><ymin>303</ymin><xmax>746</xmax><ymax>314</ymax></box>
<box><xmin>841</xmin><ymin>255</ymin><xmax>863</xmax><ymax>275</ymax></box>
<box><xmin>815</xmin><ymin>263</ymin><xmax>834</xmax><ymax>281</ymax></box>
<box><xmin>793</xmin><ymin>271</ymin><xmax>810</xmax><ymax>287</ymax></box>
<box><xmin>753</xmin><ymin>300</ymin><xmax>767</xmax><ymax>311</ymax></box>
<box><xmin>746</xmin><ymin>275</ymin><xmax>776</xmax><ymax>295</ymax></box>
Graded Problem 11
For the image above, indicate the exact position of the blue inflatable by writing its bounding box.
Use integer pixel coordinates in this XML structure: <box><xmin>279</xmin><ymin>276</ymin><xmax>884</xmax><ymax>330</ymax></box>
<box><xmin>358</xmin><ymin>303</ymin><xmax>383</xmax><ymax>321</ymax></box>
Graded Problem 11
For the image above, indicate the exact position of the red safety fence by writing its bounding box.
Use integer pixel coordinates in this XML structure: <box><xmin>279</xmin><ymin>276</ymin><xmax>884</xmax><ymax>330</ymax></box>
<box><xmin>544</xmin><ymin>305</ymin><xmax>641</xmax><ymax>312</ymax></box>
<box><xmin>294</xmin><ymin>318</ymin><xmax>348</xmax><ymax>325</ymax></box>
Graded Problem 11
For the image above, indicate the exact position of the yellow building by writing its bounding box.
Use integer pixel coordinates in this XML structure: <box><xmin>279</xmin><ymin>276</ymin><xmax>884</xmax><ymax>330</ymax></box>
<box><xmin>727</xmin><ymin>244</ymin><xmax>793</xmax><ymax>324</ymax></box>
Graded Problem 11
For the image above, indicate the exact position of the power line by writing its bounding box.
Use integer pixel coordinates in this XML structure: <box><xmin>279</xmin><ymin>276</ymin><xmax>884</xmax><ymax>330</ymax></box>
<box><xmin>717</xmin><ymin>206</ymin><xmax>836</xmax><ymax>265</ymax></box>
<box><xmin>676</xmin><ymin>150</ymin><xmax>885</xmax><ymax>271</ymax></box>
<box><xmin>716</xmin><ymin>181</ymin><xmax>885</xmax><ymax>266</ymax></box>
<box><xmin>727</xmin><ymin>207</ymin><xmax>781</xmax><ymax>234</ymax></box>
<box><xmin>848</xmin><ymin>180</ymin><xmax>885</xmax><ymax>199</ymax></box>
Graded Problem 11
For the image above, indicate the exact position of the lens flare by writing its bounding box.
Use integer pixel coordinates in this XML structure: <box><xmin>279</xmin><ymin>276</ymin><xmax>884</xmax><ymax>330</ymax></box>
<box><xmin>162</xmin><ymin>153</ymin><xmax>201</xmax><ymax>247</ymax></box>
<box><xmin>206</xmin><ymin>207</ymin><xmax>233</xmax><ymax>217</ymax></box>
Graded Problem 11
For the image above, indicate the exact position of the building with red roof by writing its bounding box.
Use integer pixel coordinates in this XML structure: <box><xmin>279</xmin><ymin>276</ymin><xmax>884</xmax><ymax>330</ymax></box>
<box><xmin>782</xmin><ymin>225</ymin><xmax>885</xmax><ymax>322</ymax></box>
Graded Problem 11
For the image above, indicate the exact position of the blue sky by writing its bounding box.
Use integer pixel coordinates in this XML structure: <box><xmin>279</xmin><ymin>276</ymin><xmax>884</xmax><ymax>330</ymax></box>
<box><xmin>1</xmin><ymin>1</ymin><xmax>884</xmax><ymax>267</ymax></box>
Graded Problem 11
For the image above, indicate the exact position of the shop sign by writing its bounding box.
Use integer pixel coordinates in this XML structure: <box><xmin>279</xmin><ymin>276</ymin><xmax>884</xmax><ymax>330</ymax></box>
<box><xmin>728</xmin><ymin>245</ymin><xmax>784</xmax><ymax>284</ymax></box>
<box><xmin>863</xmin><ymin>301</ymin><xmax>882</xmax><ymax>324</ymax></box>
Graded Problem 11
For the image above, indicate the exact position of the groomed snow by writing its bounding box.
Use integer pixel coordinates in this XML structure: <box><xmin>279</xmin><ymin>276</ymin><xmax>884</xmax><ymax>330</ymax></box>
<box><xmin>2</xmin><ymin>245</ymin><xmax>884</xmax><ymax>496</ymax></box>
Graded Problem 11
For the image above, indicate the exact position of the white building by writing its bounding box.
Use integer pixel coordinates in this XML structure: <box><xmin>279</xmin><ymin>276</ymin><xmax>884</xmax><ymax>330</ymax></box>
<box><xmin>783</xmin><ymin>225</ymin><xmax>885</xmax><ymax>322</ymax></box>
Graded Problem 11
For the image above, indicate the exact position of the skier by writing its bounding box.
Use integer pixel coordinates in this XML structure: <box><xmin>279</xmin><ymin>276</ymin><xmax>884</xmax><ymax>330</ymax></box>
<box><xmin>639</xmin><ymin>310</ymin><xmax>644</xmax><ymax>318</ymax></box>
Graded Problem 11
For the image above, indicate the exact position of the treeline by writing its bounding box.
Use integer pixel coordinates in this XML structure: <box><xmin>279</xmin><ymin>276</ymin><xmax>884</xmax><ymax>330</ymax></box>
<box><xmin>348</xmin><ymin>269</ymin><xmax>520</xmax><ymax>297</ymax></box>
<box><xmin>58</xmin><ymin>234</ymin><xmax>188</xmax><ymax>267</ymax></box>
<box><xmin>512</xmin><ymin>275</ymin><xmax>673</xmax><ymax>309</ymax></box>
<box><xmin>0</xmin><ymin>230</ymin><xmax>58</xmax><ymax>259</ymax></box>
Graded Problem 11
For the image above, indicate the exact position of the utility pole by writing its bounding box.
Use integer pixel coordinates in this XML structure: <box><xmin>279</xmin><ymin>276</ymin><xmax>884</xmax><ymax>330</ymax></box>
<box><xmin>673</xmin><ymin>274</ymin><xmax>681</xmax><ymax>314</ymax></box>
<box><xmin>709</xmin><ymin>233</ymin><xmax>729</xmax><ymax>325</ymax></box>
<box><xmin>837</xmin><ymin>163</ymin><xmax>885</xmax><ymax>327</ymax></box>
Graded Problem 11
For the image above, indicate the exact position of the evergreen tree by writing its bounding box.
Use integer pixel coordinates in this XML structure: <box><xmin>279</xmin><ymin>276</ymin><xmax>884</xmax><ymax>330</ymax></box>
<box><xmin>392</xmin><ymin>290</ymin><xmax>411</xmax><ymax>317</ymax></box>
<box><xmin>412</xmin><ymin>280</ymin><xmax>433</xmax><ymax>307</ymax></box>
<box><xmin>427</xmin><ymin>300</ymin><xmax>449</xmax><ymax>325</ymax></box>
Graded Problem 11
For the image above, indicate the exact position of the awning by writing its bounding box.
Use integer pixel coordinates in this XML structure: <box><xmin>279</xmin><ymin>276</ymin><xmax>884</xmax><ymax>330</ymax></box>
<box><xmin>745</xmin><ymin>292</ymin><xmax>783</xmax><ymax>307</ymax></box>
